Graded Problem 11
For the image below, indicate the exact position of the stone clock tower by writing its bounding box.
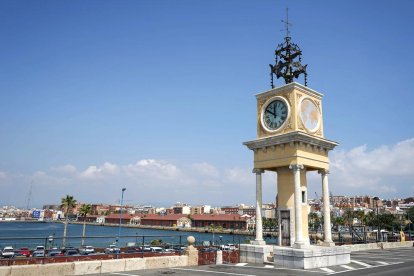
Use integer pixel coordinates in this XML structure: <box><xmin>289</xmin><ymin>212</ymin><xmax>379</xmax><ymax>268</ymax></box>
<box><xmin>243</xmin><ymin>18</ymin><xmax>338</xmax><ymax>249</ymax></box>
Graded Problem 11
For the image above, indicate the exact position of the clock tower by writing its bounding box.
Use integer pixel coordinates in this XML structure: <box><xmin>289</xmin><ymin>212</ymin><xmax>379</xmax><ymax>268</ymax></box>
<box><xmin>243</xmin><ymin>17</ymin><xmax>338</xmax><ymax>248</ymax></box>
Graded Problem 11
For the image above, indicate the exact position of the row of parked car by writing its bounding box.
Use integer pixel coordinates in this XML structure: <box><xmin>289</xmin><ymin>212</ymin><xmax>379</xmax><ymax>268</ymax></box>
<box><xmin>201</xmin><ymin>244</ymin><xmax>237</xmax><ymax>252</ymax></box>
<box><xmin>0</xmin><ymin>245</ymin><xmax>97</xmax><ymax>259</ymax></box>
<box><xmin>0</xmin><ymin>244</ymin><xmax>187</xmax><ymax>259</ymax></box>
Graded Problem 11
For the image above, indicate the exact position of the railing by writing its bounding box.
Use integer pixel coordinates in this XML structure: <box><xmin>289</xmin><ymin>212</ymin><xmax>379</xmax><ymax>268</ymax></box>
<box><xmin>0</xmin><ymin>234</ymin><xmax>185</xmax><ymax>266</ymax></box>
<box><xmin>197</xmin><ymin>238</ymin><xmax>241</xmax><ymax>265</ymax></box>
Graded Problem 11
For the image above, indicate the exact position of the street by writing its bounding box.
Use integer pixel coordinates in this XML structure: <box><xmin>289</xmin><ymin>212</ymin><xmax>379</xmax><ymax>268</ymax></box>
<box><xmin>93</xmin><ymin>247</ymin><xmax>414</xmax><ymax>276</ymax></box>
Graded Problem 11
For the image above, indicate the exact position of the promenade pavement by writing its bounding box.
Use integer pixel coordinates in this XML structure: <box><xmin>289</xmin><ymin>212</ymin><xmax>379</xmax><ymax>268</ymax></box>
<box><xmin>93</xmin><ymin>247</ymin><xmax>414</xmax><ymax>276</ymax></box>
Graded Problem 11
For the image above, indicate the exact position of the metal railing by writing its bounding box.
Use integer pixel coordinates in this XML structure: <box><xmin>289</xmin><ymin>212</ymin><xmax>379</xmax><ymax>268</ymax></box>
<box><xmin>0</xmin><ymin>234</ymin><xmax>186</xmax><ymax>266</ymax></box>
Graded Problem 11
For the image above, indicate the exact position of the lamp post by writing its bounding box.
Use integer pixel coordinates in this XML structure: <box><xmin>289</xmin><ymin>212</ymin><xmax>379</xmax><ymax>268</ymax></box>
<box><xmin>373</xmin><ymin>196</ymin><xmax>379</xmax><ymax>242</ymax></box>
<box><xmin>117</xmin><ymin>188</ymin><xmax>126</xmax><ymax>259</ymax></box>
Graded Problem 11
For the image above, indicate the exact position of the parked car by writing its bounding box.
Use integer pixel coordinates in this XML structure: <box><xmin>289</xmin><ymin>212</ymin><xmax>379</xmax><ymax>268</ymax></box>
<box><xmin>64</xmin><ymin>249</ymin><xmax>79</xmax><ymax>256</ymax></box>
<box><xmin>219</xmin><ymin>244</ymin><xmax>237</xmax><ymax>251</ymax></box>
<box><xmin>14</xmin><ymin>247</ymin><xmax>30</xmax><ymax>258</ymax></box>
<box><xmin>150</xmin><ymin>246</ymin><xmax>164</xmax><ymax>253</ymax></box>
<box><xmin>19</xmin><ymin>247</ymin><xmax>31</xmax><ymax>257</ymax></box>
<box><xmin>32</xmin><ymin>250</ymin><xmax>45</xmax><ymax>258</ymax></box>
<box><xmin>1</xmin><ymin>246</ymin><xmax>15</xmax><ymax>258</ymax></box>
<box><xmin>104</xmin><ymin>244</ymin><xmax>120</xmax><ymax>254</ymax></box>
<box><xmin>48</xmin><ymin>249</ymin><xmax>63</xmax><ymax>257</ymax></box>
<box><xmin>35</xmin><ymin>245</ymin><xmax>45</xmax><ymax>251</ymax></box>
<box><xmin>79</xmin><ymin>246</ymin><xmax>95</xmax><ymax>255</ymax></box>
<box><xmin>201</xmin><ymin>247</ymin><xmax>217</xmax><ymax>252</ymax></box>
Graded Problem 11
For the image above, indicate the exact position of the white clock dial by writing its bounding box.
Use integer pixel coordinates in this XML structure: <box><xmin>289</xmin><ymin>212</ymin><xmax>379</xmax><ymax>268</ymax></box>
<box><xmin>299</xmin><ymin>98</ymin><xmax>321</xmax><ymax>133</ymax></box>
<box><xmin>261</xmin><ymin>96</ymin><xmax>290</xmax><ymax>132</ymax></box>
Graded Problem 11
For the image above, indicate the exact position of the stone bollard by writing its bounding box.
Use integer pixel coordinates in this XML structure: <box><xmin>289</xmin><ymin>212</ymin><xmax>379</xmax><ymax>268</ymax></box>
<box><xmin>184</xmin><ymin>236</ymin><xmax>198</xmax><ymax>266</ymax></box>
<box><xmin>216</xmin><ymin>250</ymin><xmax>223</xmax><ymax>265</ymax></box>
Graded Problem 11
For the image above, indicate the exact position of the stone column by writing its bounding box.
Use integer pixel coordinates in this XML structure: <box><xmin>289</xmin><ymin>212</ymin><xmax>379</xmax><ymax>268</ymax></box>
<box><xmin>319</xmin><ymin>169</ymin><xmax>335</xmax><ymax>246</ymax></box>
<box><xmin>252</xmin><ymin>168</ymin><xmax>265</xmax><ymax>245</ymax></box>
<box><xmin>184</xmin><ymin>236</ymin><xmax>199</xmax><ymax>266</ymax></box>
<box><xmin>290</xmin><ymin>164</ymin><xmax>305</xmax><ymax>248</ymax></box>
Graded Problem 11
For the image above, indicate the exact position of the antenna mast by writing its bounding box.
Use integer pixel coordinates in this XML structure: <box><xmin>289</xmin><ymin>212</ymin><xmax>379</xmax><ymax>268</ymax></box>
<box><xmin>26</xmin><ymin>180</ymin><xmax>33</xmax><ymax>210</ymax></box>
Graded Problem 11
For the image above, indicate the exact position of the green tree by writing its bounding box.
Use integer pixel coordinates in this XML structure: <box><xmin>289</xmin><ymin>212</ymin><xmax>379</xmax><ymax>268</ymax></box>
<box><xmin>354</xmin><ymin>210</ymin><xmax>365</xmax><ymax>226</ymax></box>
<box><xmin>60</xmin><ymin>195</ymin><xmax>77</xmax><ymax>247</ymax></box>
<box><xmin>308</xmin><ymin>212</ymin><xmax>321</xmax><ymax>232</ymax></box>
<box><xmin>363</xmin><ymin>211</ymin><xmax>375</xmax><ymax>227</ymax></box>
<box><xmin>333</xmin><ymin>216</ymin><xmax>345</xmax><ymax>229</ymax></box>
<box><xmin>79</xmin><ymin>204</ymin><xmax>92</xmax><ymax>246</ymax></box>
<box><xmin>378</xmin><ymin>213</ymin><xmax>397</xmax><ymax>231</ymax></box>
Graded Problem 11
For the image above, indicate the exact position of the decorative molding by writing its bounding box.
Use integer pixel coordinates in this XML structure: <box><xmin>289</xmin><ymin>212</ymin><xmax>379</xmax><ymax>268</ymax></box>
<box><xmin>243</xmin><ymin>131</ymin><xmax>339</xmax><ymax>151</ymax></box>
<box><xmin>255</xmin><ymin>82</ymin><xmax>323</xmax><ymax>101</ymax></box>
<box><xmin>318</xmin><ymin>169</ymin><xmax>330</xmax><ymax>175</ymax></box>
<box><xmin>289</xmin><ymin>164</ymin><xmax>304</xmax><ymax>171</ymax></box>
<box><xmin>252</xmin><ymin>168</ymin><xmax>265</xmax><ymax>174</ymax></box>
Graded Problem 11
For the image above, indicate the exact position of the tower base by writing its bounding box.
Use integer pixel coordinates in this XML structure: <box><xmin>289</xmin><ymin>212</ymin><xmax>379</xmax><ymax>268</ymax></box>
<box><xmin>273</xmin><ymin>245</ymin><xmax>350</xmax><ymax>269</ymax></box>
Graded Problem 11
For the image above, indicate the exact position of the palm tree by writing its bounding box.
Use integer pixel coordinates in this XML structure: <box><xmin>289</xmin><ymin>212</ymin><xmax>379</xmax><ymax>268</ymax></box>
<box><xmin>60</xmin><ymin>195</ymin><xmax>77</xmax><ymax>247</ymax></box>
<box><xmin>79</xmin><ymin>204</ymin><xmax>92</xmax><ymax>246</ymax></box>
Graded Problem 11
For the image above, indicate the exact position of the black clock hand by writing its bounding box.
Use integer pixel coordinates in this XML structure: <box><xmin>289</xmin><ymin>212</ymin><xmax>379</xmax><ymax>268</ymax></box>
<box><xmin>266</xmin><ymin>108</ymin><xmax>276</xmax><ymax>116</ymax></box>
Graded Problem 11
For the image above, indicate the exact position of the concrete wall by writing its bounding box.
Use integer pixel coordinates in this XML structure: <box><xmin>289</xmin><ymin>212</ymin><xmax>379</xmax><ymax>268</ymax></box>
<box><xmin>344</xmin><ymin>241</ymin><xmax>413</xmax><ymax>252</ymax></box>
<box><xmin>0</xmin><ymin>255</ymin><xmax>188</xmax><ymax>276</ymax></box>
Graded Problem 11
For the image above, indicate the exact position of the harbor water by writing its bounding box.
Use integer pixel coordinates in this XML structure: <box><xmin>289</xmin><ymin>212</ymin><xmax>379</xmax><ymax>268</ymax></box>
<box><xmin>0</xmin><ymin>222</ymin><xmax>277</xmax><ymax>249</ymax></box>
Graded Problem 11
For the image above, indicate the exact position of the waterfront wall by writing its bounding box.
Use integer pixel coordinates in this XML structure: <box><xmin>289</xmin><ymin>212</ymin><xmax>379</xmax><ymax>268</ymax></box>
<box><xmin>0</xmin><ymin>255</ymin><xmax>188</xmax><ymax>276</ymax></box>
<box><xmin>343</xmin><ymin>241</ymin><xmax>414</xmax><ymax>251</ymax></box>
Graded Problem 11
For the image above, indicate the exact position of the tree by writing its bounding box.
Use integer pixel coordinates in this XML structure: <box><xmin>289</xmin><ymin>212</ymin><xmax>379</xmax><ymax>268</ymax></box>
<box><xmin>79</xmin><ymin>204</ymin><xmax>92</xmax><ymax>246</ymax></box>
<box><xmin>354</xmin><ymin>210</ymin><xmax>365</xmax><ymax>226</ymax></box>
<box><xmin>308</xmin><ymin>212</ymin><xmax>321</xmax><ymax>232</ymax></box>
<box><xmin>60</xmin><ymin>195</ymin><xmax>77</xmax><ymax>247</ymax></box>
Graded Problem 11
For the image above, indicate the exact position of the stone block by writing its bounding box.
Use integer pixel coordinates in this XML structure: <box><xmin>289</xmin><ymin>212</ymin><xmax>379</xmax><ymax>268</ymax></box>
<box><xmin>125</xmin><ymin>258</ymin><xmax>145</xmax><ymax>271</ymax></box>
<box><xmin>101</xmin><ymin>259</ymin><xmax>126</xmax><ymax>273</ymax></box>
<box><xmin>9</xmin><ymin>265</ymin><xmax>41</xmax><ymax>276</ymax></box>
<box><xmin>73</xmin><ymin>260</ymin><xmax>102</xmax><ymax>275</ymax></box>
<box><xmin>216</xmin><ymin>250</ymin><xmax>223</xmax><ymax>265</ymax></box>
<box><xmin>145</xmin><ymin>256</ymin><xmax>170</xmax><ymax>269</ymax></box>
<box><xmin>0</xmin><ymin>266</ymin><xmax>11</xmax><ymax>276</ymax></box>
<box><xmin>184</xmin><ymin>248</ymin><xmax>198</xmax><ymax>266</ymax></box>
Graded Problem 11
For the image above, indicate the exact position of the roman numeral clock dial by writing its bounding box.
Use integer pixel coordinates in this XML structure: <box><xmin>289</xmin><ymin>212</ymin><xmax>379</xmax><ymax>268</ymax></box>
<box><xmin>261</xmin><ymin>97</ymin><xmax>289</xmax><ymax>132</ymax></box>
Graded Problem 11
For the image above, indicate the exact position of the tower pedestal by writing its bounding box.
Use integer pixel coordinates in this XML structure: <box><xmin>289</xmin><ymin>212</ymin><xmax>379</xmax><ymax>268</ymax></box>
<box><xmin>273</xmin><ymin>245</ymin><xmax>350</xmax><ymax>269</ymax></box>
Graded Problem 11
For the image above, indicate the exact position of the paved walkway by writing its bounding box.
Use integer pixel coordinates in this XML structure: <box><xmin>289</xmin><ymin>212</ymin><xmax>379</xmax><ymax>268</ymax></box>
<box><xmin>94</xmin><ymin>247</ymin><xmax>414</xmax><ymax>276</ymax></box>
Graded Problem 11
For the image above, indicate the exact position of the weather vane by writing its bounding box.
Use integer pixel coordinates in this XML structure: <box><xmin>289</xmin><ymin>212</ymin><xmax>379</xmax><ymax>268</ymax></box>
<box><xmin>269</xmin><ymin>8</ymin><xmax>308</xmax><ymax>88</ymax></box>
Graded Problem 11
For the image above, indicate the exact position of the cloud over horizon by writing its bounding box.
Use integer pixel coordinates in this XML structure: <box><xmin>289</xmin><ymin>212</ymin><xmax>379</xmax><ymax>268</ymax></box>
<box><xmin>1</xmin><ymin>138</ymin><xmax>413</xmax><ymax>208</ymax></box>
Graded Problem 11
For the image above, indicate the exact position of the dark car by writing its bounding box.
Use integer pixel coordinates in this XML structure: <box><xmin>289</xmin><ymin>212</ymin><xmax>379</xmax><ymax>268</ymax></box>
<box><xmin>48</xmin><ymin>250</ymin><xmax>63</xmax><ymax>257</ymax></box>
<box><xmin>64</xmin><ymin>249</ymin><xmax>79</xmax><ymax>256</ymax></box>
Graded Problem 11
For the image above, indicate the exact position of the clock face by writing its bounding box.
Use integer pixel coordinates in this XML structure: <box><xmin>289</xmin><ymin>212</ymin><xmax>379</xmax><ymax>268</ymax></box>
<box><xmin>262</xmin><ymin>98</ymin><xmax>289</xmax><ymax>131</ymax></box>
<box><xmin>299</xmin><ymin>98</ymin><xmax>321</xmax><ymax>132</ymax></box>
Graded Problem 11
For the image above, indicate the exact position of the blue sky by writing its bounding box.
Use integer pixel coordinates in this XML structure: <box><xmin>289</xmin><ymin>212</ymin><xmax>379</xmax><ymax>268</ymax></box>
<box><xmin>1</xmin><ymin>0</ymin><xmax>413</xmax><ymax>208</ymax></box>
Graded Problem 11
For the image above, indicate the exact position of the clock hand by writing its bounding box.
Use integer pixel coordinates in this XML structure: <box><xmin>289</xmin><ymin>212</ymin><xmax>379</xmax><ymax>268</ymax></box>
<box><xmin>266</xmin><ymin>109</ymin><xmax>276</xmax><ymax>116</ymax></box>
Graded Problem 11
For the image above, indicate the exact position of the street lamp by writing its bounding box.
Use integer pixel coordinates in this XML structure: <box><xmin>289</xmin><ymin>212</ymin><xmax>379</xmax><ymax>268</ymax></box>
<box><xmin>373</xmin><ymin>197</ymin><xmax>380</xmax><ymax>242</ymax></box>
<box><xmin>117</xmin><ymin>188</ymin><xmax>126</xmax><ymax>259</ymax></box>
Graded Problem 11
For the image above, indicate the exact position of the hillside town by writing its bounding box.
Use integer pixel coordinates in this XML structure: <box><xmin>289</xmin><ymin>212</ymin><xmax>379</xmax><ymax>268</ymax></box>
<box><xmin>2</xmin><ymin>195</ymin><xmax>414</xmax><ymax>233</ymax></box>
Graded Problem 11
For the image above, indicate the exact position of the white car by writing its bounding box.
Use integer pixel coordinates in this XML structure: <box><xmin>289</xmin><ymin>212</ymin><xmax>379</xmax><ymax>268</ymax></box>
<box><xmin>219</xmin><ymin>244</ymin><xmax>237</xmax><ymax>251</ymax></box>
<box><xmin>1</xmin><ymin>246</ymin><xmax>15</xmax><ymax>258</ymax></box>
<box><xmin>104</xmin><ymin>244</ymin><xmax>120</xmax><ymax>254</ymax></box>
<box><xmin>32</xmin><ymin>250</ymin><xmax>45</xmax><ymax>257</ymax></box>
<box><xmin>79</xmin><ymin>246</ymin><xmax>95</xmax><ymax>255</ymax></box>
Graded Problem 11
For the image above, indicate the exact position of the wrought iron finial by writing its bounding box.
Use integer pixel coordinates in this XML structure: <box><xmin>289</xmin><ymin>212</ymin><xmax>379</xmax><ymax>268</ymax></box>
<box><xmin>269</xmin><ymin>9</ymin><xmax>308</xmax><ymax>88</ymax></box>
<box><xmin>281</xmin><ymin>8</ymin><xmax>292</xmax><ymax>38</ymax></box>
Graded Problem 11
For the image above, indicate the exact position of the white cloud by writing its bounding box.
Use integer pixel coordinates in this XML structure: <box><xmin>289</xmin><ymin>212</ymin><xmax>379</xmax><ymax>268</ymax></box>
<box><xmin>51</xmin><ymin>165</ymin><xmax>77</xmax><ymax>174</ymax></box>
<box><xmin>125</xmin><ymin>159</ymin><xmax>181</xmax><ymax>180</ymax></box>
<box><xmin>79</xmin><ymin>162</ymin><xmax>120</xmax><ymax>179</ymax></box>
<box><xmin>327</xmin><ymin>138</ymin><xmax>414</xmax><ymax>196</ymax></box>
<box><xmin>225</xmin><ymin>167</ymin><xmax>253</xmax><ymax>184</ymax></box>
<box><xmin>0</xmin><ymin>171</ymin><xmax>6</xmax><ymax>180</ymax></box>
<box><xmin>192</xmin><ymin>162</ymin><xmax>220</xmax><ymax>178</ymax></box>
<box><xmin>3</xmin><ymin>138</ymin><xmax>414</xmax><ymax>207</ymax></box>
